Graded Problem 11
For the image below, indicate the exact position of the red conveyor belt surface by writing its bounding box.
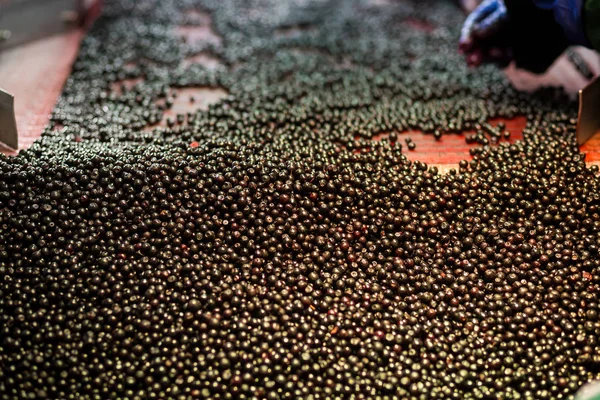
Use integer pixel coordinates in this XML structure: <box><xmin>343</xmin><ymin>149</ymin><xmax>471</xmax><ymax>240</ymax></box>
<box><xmin>2</xmin><ymin>27</ymin><xmax>600</xmax><ymax>171</ymax></box>
<box><xmin>0</xmin><ymin>29</ymin><xmax>84</xmax><ymax>154</ymax></box>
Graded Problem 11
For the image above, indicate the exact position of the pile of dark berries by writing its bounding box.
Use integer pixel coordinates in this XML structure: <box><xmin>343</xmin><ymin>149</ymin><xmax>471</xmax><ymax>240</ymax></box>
<box><xmin>1</xmin><ymin>0</ymin><xmax>600</xmax><ymax>399</ymax></box>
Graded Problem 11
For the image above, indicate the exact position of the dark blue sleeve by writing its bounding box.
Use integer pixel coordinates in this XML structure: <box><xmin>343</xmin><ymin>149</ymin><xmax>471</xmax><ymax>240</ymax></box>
<box><xmin>532</xmin><ymin>0</ymin><xmax>591</xmax><ymax>46</ymax></box>
<box><xmin>533</xmin><ymin>0</ymin><xmax>557</xmax><ymax>9</ymax></box>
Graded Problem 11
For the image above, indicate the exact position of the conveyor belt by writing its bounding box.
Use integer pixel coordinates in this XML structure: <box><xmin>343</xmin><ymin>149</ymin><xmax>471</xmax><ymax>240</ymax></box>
<box><xmin>3</xmin><ymin>9</ymin><xmax>600</xmax><ymax>170</ymax></box>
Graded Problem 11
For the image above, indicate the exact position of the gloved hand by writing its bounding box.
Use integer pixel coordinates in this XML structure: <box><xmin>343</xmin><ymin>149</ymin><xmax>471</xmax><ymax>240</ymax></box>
<box><xmin>459</xmin><ymin>0</ymin><xmax>571</xmax><ymax>74</ymax></box>
<box><xmin>459</xmin><ymin>0</ymin><xmax>512</xmax><ymax>68</ymax></box>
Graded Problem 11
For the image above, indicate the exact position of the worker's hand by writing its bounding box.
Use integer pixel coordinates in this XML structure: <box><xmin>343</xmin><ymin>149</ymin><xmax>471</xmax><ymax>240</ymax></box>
<box><xmin>458</xmin><ymin>0</ymin><xmax>570</xmax><ymax>74</ymax></box>
<box><xmin>459</xmin><ymin>0</ymin><xmax>512</xmax><ymax>68</ymax></box>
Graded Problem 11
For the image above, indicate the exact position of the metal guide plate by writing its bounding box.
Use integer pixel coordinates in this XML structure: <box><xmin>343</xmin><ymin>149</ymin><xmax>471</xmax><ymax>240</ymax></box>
<box><xmin>577</xmin><ymin>76</ymin><xmax>600</xmax><ymax>145</ymax></box>
<box><xmin>0</xmin><ymin>89</ymin><xmax>18</xmax><ymax>150</ymax></box>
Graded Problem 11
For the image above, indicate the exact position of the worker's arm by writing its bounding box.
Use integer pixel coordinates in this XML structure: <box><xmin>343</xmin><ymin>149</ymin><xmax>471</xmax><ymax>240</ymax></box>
<box><xmin>503</xmin><ymin>0</ymin><xmax>571</xmax><ymax>73</ymax></box>
<box><xmin>459</xmin><ymin>0</ymin><xmax>599</xmax><ymax>73</ymax></box>
<box><xmin>532</xmin><ymin>0</ymin><xmax>590</xmax><ymax>47</ymax></box>
<box><xmin>459</xmin><ymin>0</ymin><xmax>512</xmax><ymax>67</ymax></box>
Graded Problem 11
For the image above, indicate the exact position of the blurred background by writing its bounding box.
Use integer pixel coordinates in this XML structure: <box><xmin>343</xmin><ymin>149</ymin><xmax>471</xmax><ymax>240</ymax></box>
<box><xmin>1</xmin><ymin>0</ymin><xmax>599</xmax><ymax>153</ymax></box>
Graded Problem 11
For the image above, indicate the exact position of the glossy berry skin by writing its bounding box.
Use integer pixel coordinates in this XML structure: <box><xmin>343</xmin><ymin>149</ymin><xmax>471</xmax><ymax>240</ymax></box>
<box><xmin>0</xmin><ymin>1</ymin><xmax>598</xmax><ymax>400</ymax></box>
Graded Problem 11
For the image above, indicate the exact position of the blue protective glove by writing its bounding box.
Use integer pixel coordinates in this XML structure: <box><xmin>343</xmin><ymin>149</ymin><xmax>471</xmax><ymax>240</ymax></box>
<box><xmin>460</xmin><ymin>0</ymin><xmax>507</xmax><ymax>45</ymax></box>
<box><xmin>458</xmin><ymin>0</ymin><xmax>513</xmax><ymax>67</ymax></box>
